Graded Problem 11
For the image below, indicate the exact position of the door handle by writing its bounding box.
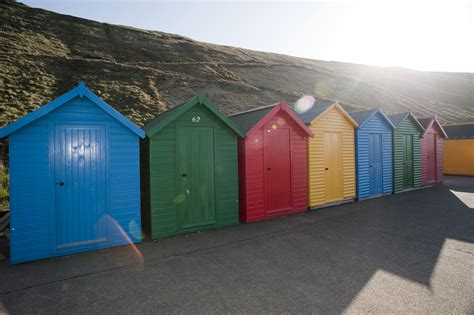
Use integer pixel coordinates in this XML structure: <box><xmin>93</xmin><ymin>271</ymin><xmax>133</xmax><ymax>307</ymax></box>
<box><xmin>56</xmin><ymin>181</ymin><xmax>64</xmax><ymax>186</ymax></box>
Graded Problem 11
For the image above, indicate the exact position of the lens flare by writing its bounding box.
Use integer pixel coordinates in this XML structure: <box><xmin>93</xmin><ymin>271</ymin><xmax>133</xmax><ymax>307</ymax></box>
<box><xmin>294</xmin><ymin>95</ymin><xmax>315</xmax><ymax>113</ymax></box>
<box><xmin>276</xmin><ymin>117</ymin><xmax>286</xmax><ymax>126</ymax></box>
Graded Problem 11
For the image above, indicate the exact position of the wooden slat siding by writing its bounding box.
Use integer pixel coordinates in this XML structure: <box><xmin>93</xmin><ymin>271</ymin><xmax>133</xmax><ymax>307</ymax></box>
<box><xmin>149</xmin><ymin>122</ymin><xmax>177</xmax><ymax>238</ymax></box>
<box><xmin>308</xmin><ymin>107</ymin><xmax>356</xmax><ymax>207</ymax></box>
<box><xmin>392</xmin><ymin>117</ymin><xmax>422</xmax><ymax>193</ymax></box>
<box><xmin>237</xmin><ymin>137</ymin><xmax>247</xmax><ymax>221</ymax></box>
<box><xmin>241</xmin><ymin>129</ymin><xmax>265</xmax><ymax>221</ymax></box>
<box><xmin>9</xmin><ymin>119</ymin><xmax>50</xmax><ymax>263</ymax></box>
<box><xmin>436</xmin><ymin>133</ymin><xmax>444</xmax><ymax>182</ymax></box>
<box><xmin>290</xmin><ymin>123</ymin><xmax>309</xmax><ymax>212</ymax></box>
<box><xmin>9</xmin><ymin>96</ymin><xmax>142</xmax><ymax>264</ymax></box>
<box><xmin>355</xmin><ymin>112</ymin><xmax>393</xmax><ymax>199</ymax></box>
<box><xmin>420</xmin><ymin>123</ymin><xmax>444</xmax><ymax>184</ymax></box>
<box><xmin>421</xmin><ymin>132</ymin><xmax>429</xmax><ymax>185</ymax></box>
<box><xmin>215</xmin><ymin>127</ymin><xmax>239</xmax><ymax>227</ymax></box>
<box><xmin>443</xmin><ymin>139</ymin><xmax>474</xmax><ymax>175</ymax></box>
<box><xmin>245</xmin><ymin>130</ymin><xmax>265</xmax><ymax>221</ymax></box>
<box><xmin>149</xmin><ymin>104</ymin><xmax>239</xmax><ymax>238</ymax></box>
<box><xmin>108</xmin><ymin>123</ymin><xmax>141</xmax><ymax>246</ymax></box>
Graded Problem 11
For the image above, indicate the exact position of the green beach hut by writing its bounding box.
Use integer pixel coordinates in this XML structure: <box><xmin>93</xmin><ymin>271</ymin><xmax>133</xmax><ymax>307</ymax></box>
<box><xmin>388</xmin><ymin>112</ymin><xmax>424</xmax><ymax>193</ymax></box>
<box><xmin>142</xmin><ymin>94</ymin><xmax>244</xmax><ymax>239</ymax></box>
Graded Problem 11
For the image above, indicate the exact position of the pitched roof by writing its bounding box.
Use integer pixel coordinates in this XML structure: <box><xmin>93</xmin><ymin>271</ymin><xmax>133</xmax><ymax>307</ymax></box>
<box><xmin>417</xmin><ymin>114</ymin><xmax>448</xmax><ymax>138</ymax></box>
<box><xmin>443</xmin><ymin>123</ymin><xmax>474</xmax><ymax>139</ymax></box>
<box><xmin>143</xmin><ymin>94</ymin><xmax>244</xmax><ymax>137</ymax></box>
<box><xmin>349</xmin><ymin>108</ymin><xmax>395</xmax><ymax>129</ymax></box>
<box><xmin>230</xmin><ymin>101</ymin><xmax>313</xmax><ymax>137</ymax></box>
<box><xmin>387</xmin><ymin>112</ymin><xmax>425</xmax><ymax>132</ymax></box>
<box><xmin>229</xmin><ymin>104</ymin><xmax>277</xmax><ymax>134</ymax></box>
<box><xmin>296</xmin><ymin>99</ymin><xmax>335</xmax><ymax>124</ymax></box>
<box><xmin>417</xmin><ymin>117</ymin><xmax>432</xmax><ymax>129</ymax></box>
<box><xmin>0</xmin><ymin>82</ymin><xmax>145</xmax><ymax>138</ymax></box>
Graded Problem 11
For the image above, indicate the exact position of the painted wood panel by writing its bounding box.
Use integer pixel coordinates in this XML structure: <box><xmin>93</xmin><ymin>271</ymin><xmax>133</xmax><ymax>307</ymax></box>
<box><xmin>307</xmin><ymin>107</ymin><xmax>356</xmax><ymax>207</ymax></box>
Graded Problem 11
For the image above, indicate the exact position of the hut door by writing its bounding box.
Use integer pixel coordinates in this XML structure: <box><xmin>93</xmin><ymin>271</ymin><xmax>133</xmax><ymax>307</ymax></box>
<box><xmin>402</xmin><ymin>134</ymin><xmax>414</xmax><ymax>188</ymax></box>
<box><xmin>177</xmin><ymin>127</ymin><xmax>216</xmax><ymax>230</ymax></box>
<box><xmin>369</xmin><ymin>134</ymin><xmax>383</xmax><ymax>195</ymax></box>
<box><xmin>264</xmin><ymin>128</ymin><xmax>291</xmax><ymax>213</ymax></box>
<box><xmin>426</xmin><ymin>133</ymin><xmax>436</xmax><ymax>183</ymax></box>
<box><xmin>324</xmin><ymin>132</ymin><xmax>343</xmax><ymax>202</ymax></box>
<box><xmin>54</xmin><ymin>125</ymin><xmax>108</xmax><ymax>251</ymax></box>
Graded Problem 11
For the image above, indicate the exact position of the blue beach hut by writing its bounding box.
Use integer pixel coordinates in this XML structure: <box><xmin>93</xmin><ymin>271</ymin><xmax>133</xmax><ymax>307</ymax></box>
<box><xmin>0</xmin><ymin>82</ymin><xmax>145</xmax><ymax>264</ymax></box>
<box><xmin>349</xmin><ymin>109</ymin><xmax>395</xmax><ymax>199</ymax></box>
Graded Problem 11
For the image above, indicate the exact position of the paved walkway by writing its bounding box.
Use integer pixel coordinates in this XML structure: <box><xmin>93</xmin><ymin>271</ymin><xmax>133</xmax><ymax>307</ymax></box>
<box><xmin>0</xmin><ymin>176</ymin><xmax>473</xmax><ymax>314</ymax></box>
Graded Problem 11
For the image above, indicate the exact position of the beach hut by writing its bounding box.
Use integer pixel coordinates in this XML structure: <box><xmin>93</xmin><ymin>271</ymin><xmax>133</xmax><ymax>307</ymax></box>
<box><xmin>387</xmin><ymin>112</ymin><xmax>424</xmax><ymax>193</ymax></box>
<box><xmin>443</xmin><ymin>123</ymin><xmax>474</xmax><ymax>176</ymax></box>
<box><xmin>142</xmin><ymin>94</ymin><xmax>244</xmax><ymax>239</ymax></box>
<box><xmin>349</xmin><ymin>109</ymin><xmax>395</xmax><ymax>199</ymax></box>
<box><xmin>0</xmin><ymin>82</ymin><xmax>145</xmax><ymax>264</ymax></box>
<box><xmin>297</xmin><ymin>100</ymin><xmax>358</xmax><ymax>208</ymax></box>
<box><xmin>418</xmin><ymin>114</ymin><xmax>448</xmax><ymax>185</ymax></box>
<box><xmin>230</xmin><ymin>101</ymin><xmax>313</xmax><ymax>222</ymax></box>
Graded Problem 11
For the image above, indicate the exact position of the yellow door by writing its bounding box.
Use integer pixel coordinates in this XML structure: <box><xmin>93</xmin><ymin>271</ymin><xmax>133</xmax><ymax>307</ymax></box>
<box><xmin>324</xmin><ymin>132</ymin><xmax>343</xmax><ymax>202</ymax></box>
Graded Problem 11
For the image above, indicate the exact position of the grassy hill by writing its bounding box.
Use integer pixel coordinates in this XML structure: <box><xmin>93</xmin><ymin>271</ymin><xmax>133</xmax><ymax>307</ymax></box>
<box><xmin>1</xmin><ymin>0</ymin><xmax>473</xmax><ymax>127</ymax></box>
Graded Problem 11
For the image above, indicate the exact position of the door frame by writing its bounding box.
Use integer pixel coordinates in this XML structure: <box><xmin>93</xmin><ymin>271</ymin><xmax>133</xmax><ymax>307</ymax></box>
<box><xmin>262</xmin><ymin>125</ymin><xmax>293</xmax><ymax>216</ymax></box>
<box><xmin>48</xmin><ymin>122</ymin><xmax>111</xmax><ymax>256</ymax></box>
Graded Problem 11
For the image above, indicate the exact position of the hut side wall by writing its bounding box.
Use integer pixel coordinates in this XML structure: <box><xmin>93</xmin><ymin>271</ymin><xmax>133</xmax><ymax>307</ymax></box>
<box><xmin>443</xmin><ymin>139</ymin><xmax>474</xmax><ymax>176</ymax></box>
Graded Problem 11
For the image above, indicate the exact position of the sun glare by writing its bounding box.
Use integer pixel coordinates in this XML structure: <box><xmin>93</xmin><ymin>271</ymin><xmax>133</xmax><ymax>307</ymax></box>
<box><xmin>311</xmin><ymin>1</ymin><xmax>474</xmax><ymax>71</ymax></box>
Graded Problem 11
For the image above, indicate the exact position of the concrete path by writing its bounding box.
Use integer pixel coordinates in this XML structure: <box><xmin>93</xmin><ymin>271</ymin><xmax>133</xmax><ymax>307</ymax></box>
<box><xmin>0</xmin><ymin>176</ymin><xmax>473</xmax><ymax>314</ymax></box>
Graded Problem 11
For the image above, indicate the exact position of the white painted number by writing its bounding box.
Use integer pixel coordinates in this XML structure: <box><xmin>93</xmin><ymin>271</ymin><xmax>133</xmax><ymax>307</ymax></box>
<box><xmin>192</xmin><ymin>116</ymin><xmax>201</xmax><ymax>123</ymax></box>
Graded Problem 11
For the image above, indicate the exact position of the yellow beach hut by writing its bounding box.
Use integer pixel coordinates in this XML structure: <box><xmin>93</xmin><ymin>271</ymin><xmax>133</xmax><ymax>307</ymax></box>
<box><xmin>296</xmin><ymin>99</ymin><xmax>358</xmax><ymax>208</ymax></box>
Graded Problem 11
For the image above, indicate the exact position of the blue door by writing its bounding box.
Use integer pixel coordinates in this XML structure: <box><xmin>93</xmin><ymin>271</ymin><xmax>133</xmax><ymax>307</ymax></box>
<box><xmin>53</xmin><ymin>125</ymin><xmax>108</xmax><ymax>253</ymax></box>
<box><xmin>368</xmin><ymin>133</ymin><xmax>383</xmax><ymax>195</ymax></box>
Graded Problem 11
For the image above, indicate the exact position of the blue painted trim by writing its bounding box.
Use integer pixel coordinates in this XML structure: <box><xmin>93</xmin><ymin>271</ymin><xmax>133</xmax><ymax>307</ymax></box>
<box><xmin>0</xmin><ymin>82</ymin><xmax>145</xmax><ymax>139</ymax></box>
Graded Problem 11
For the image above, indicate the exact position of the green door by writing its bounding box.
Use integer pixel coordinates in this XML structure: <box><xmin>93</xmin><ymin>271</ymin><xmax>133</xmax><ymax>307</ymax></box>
<box><xmin>402</xmin><ymin>134</ymin><xmax>413</xmax><ymax>188</ymax></box>
<box><xmin>176</xmin><ymin>127</ymin><xmax>216</xmax><ymax>230</ymax></box>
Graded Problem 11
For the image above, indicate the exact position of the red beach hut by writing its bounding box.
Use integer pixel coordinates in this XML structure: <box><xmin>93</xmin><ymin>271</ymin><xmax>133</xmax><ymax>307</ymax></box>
<box><xmin>230</xmin><ymin>101</ymin><xmax>313</xmax><ymax>223</ymax></box>
<box><xmin>418</xmin><ymin>114</ymin><xmax>448</xmax><ymax>185</ymax></box>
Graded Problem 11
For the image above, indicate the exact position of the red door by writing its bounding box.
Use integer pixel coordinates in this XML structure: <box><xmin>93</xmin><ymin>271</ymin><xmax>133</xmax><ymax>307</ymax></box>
<box><xmin>426</xmin><ymin>133</ymin><xmax>437</xmax><ymax>183</ymax></box>
<box><xmin>264</xmin><ymin>127</ymin><xmax>292</xmax><ymax>214</ymax></box>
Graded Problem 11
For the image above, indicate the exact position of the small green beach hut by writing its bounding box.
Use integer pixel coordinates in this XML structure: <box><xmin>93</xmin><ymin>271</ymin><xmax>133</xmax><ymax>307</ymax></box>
<box><xmin>388</xmin><ymin>112</ymin><xmax>424</xmax><ymax>193</ymax></box>
<box><xmin>142</xmin><ymin>94</ymin><xmax>244</xmax><ymax>239</ymax></box>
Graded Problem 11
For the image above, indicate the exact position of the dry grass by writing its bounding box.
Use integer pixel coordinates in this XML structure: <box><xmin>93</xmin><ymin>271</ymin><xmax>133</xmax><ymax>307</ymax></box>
<box><xmin>1</xmin><ymin>1</ymin><xmax>473</xmax><ymax>128</ymax></box>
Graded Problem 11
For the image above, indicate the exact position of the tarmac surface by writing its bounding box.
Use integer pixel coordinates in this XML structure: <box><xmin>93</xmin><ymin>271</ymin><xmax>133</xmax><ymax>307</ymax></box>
<box><xmin>0</xmin><ymin>176</ymin><xmax>473</xmax><ymax>314</ymax></box>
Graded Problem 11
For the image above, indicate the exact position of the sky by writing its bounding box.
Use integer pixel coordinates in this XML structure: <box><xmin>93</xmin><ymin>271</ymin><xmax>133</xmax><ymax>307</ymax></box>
<box><xmin>22</xmin><ymin>0</ymin><xmax>474</xmax><ymax>73</ymax></box>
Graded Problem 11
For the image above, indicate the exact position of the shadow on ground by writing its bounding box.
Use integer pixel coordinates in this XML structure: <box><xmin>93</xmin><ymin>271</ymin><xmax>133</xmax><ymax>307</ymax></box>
<box><xmin>0</xmin><ymin>176</ymin><xmax>473</xmax><ymax>313</ymax></box>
